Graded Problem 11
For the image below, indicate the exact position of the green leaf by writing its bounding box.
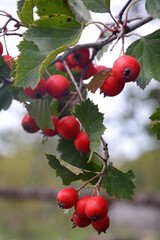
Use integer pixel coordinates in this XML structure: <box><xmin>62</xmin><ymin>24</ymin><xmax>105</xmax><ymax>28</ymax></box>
<box><xmin>150</xmin><ymin>108</ymin><xmax>160</xmax><ymax>140</ymax></box>
<box><xmin>103</xmin><ymin>163</ymin><xmax>135</xmax><ymax>201</ymax></box>
<box><xmin>73</xmin><ymin>99</ymin><xmax>106</xmax><ymax>161</ymax></box>
<box><xmin>104</xmin><ymin>0</ymin><xmax>110</xmax><ymax>10</ymax></box>
<box><xmin>50</xmin><ymin>99</ymin><xmax>59</xmax><ymax>116</ymax></box>
<box><xmin>145</xmin><ymin>0</ymin><xmax>160</xmax><ymax>19</ymax></box>
<box><xmin>87</xmin><ymin>68</ymin><xmax>112</xmax><ymax>93</ymax></box>
<box><xmin>0</xmin><ymin>91</ymin><xmax>13</xmax><ymax>111</ymax></box>
<box><xmin>68</xmin><ymin>0</ymin><xmax>91</xmax><ymax>23</ymax></box>
<box><xmin>17</xmin><ymin>0</ymin><xmax>25</xmax><ymax>13</ymax></box>
<box><xmin>36</xmin><ymin>0</ymin><xmax>74</xmax><ymax>17</ymax></box>
<box><xmin>81</xmin><ymin>0</ymin><xmax>110</xmax><ymax>12</ymax></box>
<box><xmin>18</xmin><ymin>0</ymin><xmax>38</xmax><ymax>27</ymax></box>
<box><xmin>15</xmin><ymin>40</ymin><xmax>47</xmax><ymax>88</ymax></box>
<box><xmin>0</xmin><ymin>55</ymin><xmax>11</xmax><ymax>79</ymax></box>
<box><xmin>126</xmin><ymin>30</ymin><xmax>160</xmax><ymax>89</ymax></box>
<box><xmin>25</xmin><ymin>96</ymin><xmax>54</xmax><ymax>129</ymax></box>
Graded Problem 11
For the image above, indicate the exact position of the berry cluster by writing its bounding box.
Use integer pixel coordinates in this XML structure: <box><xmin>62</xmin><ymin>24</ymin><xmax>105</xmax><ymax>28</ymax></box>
<box><xmin>57</xmin><ymin>187</ymin><xmax>110</xmax><ymax>234</ymax></box>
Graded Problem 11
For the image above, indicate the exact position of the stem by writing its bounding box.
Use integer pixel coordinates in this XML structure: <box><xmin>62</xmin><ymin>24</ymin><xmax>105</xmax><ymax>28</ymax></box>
<box><xmin>85</xmin><ymin>21</ymin><xmax>115</xmax><ymax>33</ymax></box>
<box><xmin>118</xmin><ymin>0</ymin><xmax>133</xmax><ymax>23</ymax></box>
<box><xmin>123</xmin><ymin>0</ymin><xmax>140</xmax><ymax>27</ymax></box>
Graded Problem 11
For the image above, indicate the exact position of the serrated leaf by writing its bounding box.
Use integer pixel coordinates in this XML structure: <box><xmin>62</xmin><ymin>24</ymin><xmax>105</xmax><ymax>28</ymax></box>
<box><xmin>145</xmin><ymin>0</ymin><xmax>160</xmax><ymax>19</ymax></box>
<box><xmin>17</xmin><ymin>0</ymin><xmax>25</xmax><ymax>13</ymax></box>
<box><xmin>73</xmin><ymin>99</ymin><xmax>106</xmax><ymax>161</ymax></box>
<box><xmin>126</xmin><ymin>30</ymin><xmax>160</xmax><ymax>89</ymax></box>
<box><xmin>18</xmin><ymin>0</ymin><xmax>38</xmax><ymax>27</ymax></box>
<box><xmin>104</xmin><ymin>0</ymin><xmax>110</xmax><ymax>10</ymax></box>
<box><xmin>87</xmin><ymin>68</ymin><xmax>112</xmax><ymax>93</ymax></box>
<box><xmin>81</xmin><ymin>0</ymin><xmax>109</xmax><ymax>13</ymax></box>
<box><xmin>68</xmin><ymin>0</ymin><xmax>91</xmax><ymax>23</ymax></box>
<box><xmin>150</xmin><ymin>108</ymin><xmax>160</xmax><ymax>121</ymax></box>
<box><xmin>36</xmin><ymin>0</ymin><xmax>74</xmax><ymax>17</ymax></box>
<box><xmin>151</xmin><ymin>122</ymin><xmax>160</xmax><ymax>140</ymax></box>
<box><xmin>103</xmin><ymin>163</ymin><xmax>135</xmax><ymax>201</ymax></box>
<box><xmin>25</xmin><ymin>96</ymin><xmax>54</xmax><ymax>129</ymax></box>
<box><xmin>24</xmin><ymin>15</ymin><xmax>82</xmax><ymax>52</ymax></box>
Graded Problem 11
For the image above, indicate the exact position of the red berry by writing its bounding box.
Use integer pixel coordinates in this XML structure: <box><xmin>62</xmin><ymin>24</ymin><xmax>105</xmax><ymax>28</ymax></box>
<box><xmin>85</xmin><ymin>196</ymin><xmax>108</xmax><ymax>221</ymax></box>
<box><xmin>3</xmin><ymin>54</ymin><xmax>14</xmax><ymax>70</ymax></box>
<box><xmin>24</xmin><ymin>77</ymin><xmax>46</xmax><ymax>99</ymax></box>
<box><xmin>57</xmin><ymin>187</ymin><xmax>78</xmax><ymax>209</ymax></box>
<box><xmin>68</xmin><ymin>48</ymin><xmax>90</xmax><ymax>67</ymax></box>
<box><xmin>100</xmin><ymin>75</ymin><xmax>125</xmax><ymax>97</ymax></box>
<box><xmin>112</xmin><ymin>55</ymin><xmax>140</xmax><ymax>82</ymax></box>
<box><xmin>55</xmin><ymin>62</ymin><xmax>66</xmax><ymax>72</ymax></box>
<box><xmin>21</xmin><ymin>113</ymin><xmax>39</xmax><ymax>133</ymax></box>
<box><xmin>42</xmin><ymin>116</ymin><xmax>59</xmax><ymax>137</ymax></box>
<box><xmin>72</xmin><ymin>212</ymin><xmax>91</xmax><ymax>228</ymax></box>
<box><xmin>94</xmin><ymin>65</ymin><xmax>106</xmax><ymax>74</ymax></box>
<box><xmin>75</xmin><ymin>196</ymin><xmax>91</xmax><ymax>217</ymax></box>
<box><xmin>0</xmin><ymin>41</ymin><xmax>3</xmax><ymax>55</ymax></box>
<box><xmin>83</xmin><ymin>62</ymin><xmax>96</xmax><ymax>80</ymax></box>
<box><xmin>46</xmin><ymin>75</ymin><xmax>70</xmax><ymax>99</ymax></box>
<box><xmin>91</xmin><ymin>214</ymin><xmax>110</xmax><ymax>234</ymax></box>
<box><xmin>57</xmin><ymin>116</ymin><xmax>80</xmax><ymax>139</ymax></box>
<box><xmin>74</xmin><ymin>131</ymin><xmax>90</xmax><ymax>153</ymax></box>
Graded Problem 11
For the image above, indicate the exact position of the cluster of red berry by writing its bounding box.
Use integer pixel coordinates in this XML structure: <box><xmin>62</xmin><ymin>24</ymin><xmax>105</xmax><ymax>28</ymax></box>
<box><xmin>57</xmin><ymin>187</ymin><xmax>110</xmax><ymax>234</ymax></box>
<box><xmin>0</xmin><ymin>41</ymin><xmax>14</xmax><ymax>69</ymax></box>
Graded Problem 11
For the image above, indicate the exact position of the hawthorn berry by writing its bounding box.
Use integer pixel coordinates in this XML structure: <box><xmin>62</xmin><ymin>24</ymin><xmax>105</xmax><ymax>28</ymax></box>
<box><xmin>3</xmin><ymin>54</ymin><xmax>14</xmax><ymax>70</ymax></box>
<box><xmin>57</xmin><ymin>187</ymin><xmax>78</xmax><ymax>209</ymax></box>
<box><xmin>56</xmin><ymin>62</ymin><xmax>66</xmax><ymax>72</ymax></box>
<box><xmin>100</xmin><ymin>75</ymin><xmax>125</xmax><ymax>97</ymax></box>
<box><xmin>72</xmin><ymin>212</ymin><xmax>91</xmax><ymax>228</ymax></box>
<box><xmin>112</xmin><ymin>55</ymin><xmax>140</xmax><ymax>82</ymax></box>
<box><xmin>46</xmin><ymin>75</ymin><xmax>70</xmax><ymax>99</ymax></box>
<box><xmin>57</xmin><ymin>116</ymin><xmax>80</xmax><ymax>139</ymax></box>
<box><xmin>75</xmin><ymin>195</ymin><xmax>91</xmax><ymax>217</ymax></box>
<box><xmin>94</xmin><ymin>65</ymin><xmax>106</xmax><ymax>74</ymax></box>
<box><xmin>21</xmin><ymin>113</ymin><xmax>39</xmax><ymax>133</ymax></box>
<box><xmin>74</xmin><ymin>131</ymin><xmax>90</xmax><ymax>153</ymax></box>
<box><xmin>0</xmin><ymin>41</ymin><xmax>3</xmax><ymax>55</ymax></box>
<box><xmin>91</xmin><ymin>214</ymin><xmax>110</xmax><ymax>234</ymax></box>
<box><xmin>85</xmin><ymin>196</ymin><xmax>108</xmax><ymax>221</ymax></box>
<box><xmin>24</xmin><ymin>77</ymin><xmax>46</xmax><ymax>99</ymax></box>
<box><xmin>42</xmin><ymin>116</ymin><xmax>59</xmax><ymax>137</ymax></box>
<box><xmin>68</xmin><ymin>48</ymin><xmax>90</xmax><ymax>67</ymax></box>
<box><xmin>74</xmin><ymin>62</ymin><xmax>96</xmax><ymax>80</ymax></box>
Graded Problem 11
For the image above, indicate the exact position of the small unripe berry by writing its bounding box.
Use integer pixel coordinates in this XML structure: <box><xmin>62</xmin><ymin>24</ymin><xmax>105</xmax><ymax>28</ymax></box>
<box><xmin>21</xmin><ymin>113</ymin><xmax>39</xmax><ymax>133</ymax></box>
<box><xmin>57</xmin><ymin>187</ymin><xmax>78</xmax><ymax>209</ymax></box>
<box><xmin>57</xmin><ymin>116</ymin><xmax>80</xmax><ymax>139</ymax></box>
<box><xmin>42</xmin><ymin>116</ymin><xmax>59</xmax><ymax>137</ymax></box>
<box><xmin>46</xmin><ymin>75</ymin><xmax>70</xmax><ymax>99</ymax></box>
<box><xmin>112</xmin><ymin>55</ymin><xmax>140</xmax><ymax>82</ymax></box>
<box><xmin>74</xmin><ymin>131</ymin><xmax>90</xmax><ymax>153</ymax></box>
<box><xmin>72</xmin><ymin>212</ymin><xmax>91</xmax><ymax>228</ymax></box>
<box><xmin>91</xmin><ymin>214</ymin><xmax>110</xmax><ymax>234</ymax></box>
<box><xmin>24</xmin><ymin>77</ymin><xmax>46</xmax><ymax>99</ymax></box>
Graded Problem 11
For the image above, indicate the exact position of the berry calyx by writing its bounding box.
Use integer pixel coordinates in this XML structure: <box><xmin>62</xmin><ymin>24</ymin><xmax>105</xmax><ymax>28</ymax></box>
<box><xmin>46</xmin><ymin>75</ymin><xmax>70</xmax><ymax>99</ymax></box>
<box><xmin>68</xmin><ymin>48</ymin><xmax>90</xmax><ymax>68</ymax></box>
<box><xmin>42</xmin><ymin>116</ymin><xmax>59</xmax><ymax>137</ymax></box>
<box><xmin>91</xmin><ymin>214</ymin><xmax>110</xmax><ymax>234</ymax></box>
<box><xmin>112</xmin><ymin>55</ymin><xmax>140</xmax><ymax>82</ymax></box>
<box><xmin>100</xmin><ymin>75</ymin><xmax>125</xmax><ymax>97</ymax></box>
<box><xmin>57</xmin><ymin>187</ymin><xmax>78</xmax><ymax>209</ymax></box>
<box><xmin>57</xmin><ymin>116</ymin><xmax>80</xmax><ymax>139</ymax></box>
<box><xmin>24</xmin><ymin>77</ymin><xmax>46</xmax><ymax>99</ymax></box>
<box><xmin>75</xmin><ymin>196</ymin><xmax>91</xmax><ymax>217</ymax></box>
<box><xmin>74</xmin><ymin>131</ymin><xmax>90</xmax><ymax>153</ymax></box>
<box><xmin>21</xmin><ymin>113</ymin><xmax>40</xmax><ymax>133</ymax></box>
<box><xmin>0</xmin><ymin>41</ymin><xmax>3</xmax><ymax>55</ymax></box>
<box><xmin>72</xmin><ymin>212</ymin><xmax>91</xmax><ymax>228</ymax></box>
<box><xmin>85</xmin><ymin>196</ymin><xmax>108</xmax><ymax>221</ymax></box>
<box><xmin>3</xmin><ymin>54</ymin><xmax>14</xmax><ymax>70</ymax></box>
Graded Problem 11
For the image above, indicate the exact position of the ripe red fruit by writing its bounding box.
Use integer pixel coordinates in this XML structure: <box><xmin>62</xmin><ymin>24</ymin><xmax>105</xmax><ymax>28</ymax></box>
<box><xmin>94</xmin><ymin>65</ymin><xmax>106</xmax><ymax>74</ymax></box>
<box><xmin>112</xmin><ymin>55</ymin><xmax>140</xmax><ymax>82</ymax></box>
<box><xmin>21</xmin><ymin>113</ymin><xmax>39</xmax><ymax>133</ymax></box>
<box><xmin>3</xmin><ymin>54</ymin><xmax>14</xmax><ymax>70</ymax></box>
<box><xmin>24</xmin><ymin>77</ymin><xmax>46</xmax><ymax>99</ymax></box>
<box><xmin>46</xmin><ymin>75</ymin><xmax>70</xmax><ymax>99</ymax></box>
<box><xmin>42</xmin><ymin>116</ymin><xmax>59</xmax><ymax>137</ymax></box>
<box><xmin>75</xmin><ymin>196</ymin><xmax>91</xmax><ymax>217</ymax></box>
<box><xmin>91</xmin><ymin>214</ymin><xmax>110</xmax><ymax>234</ymax></box>
<box><xmin>74</xmin><ymin>62</ymin><xmax>96</xmax><ymax>80</ymax></box>
<box><xmin>68</xmin><ymin>48</ymin><xmax>90</xmax><ymax>67</ymax></box>
<box><xmin>85</xmin><ymin>196</ymin><xmax>108</xmax><ymax>221</ymax></box>
<box><xmin>0</xmin><ymin>41</ymin><xmax>3</xmax><ymax>55</ymax></box>
<box><xmin>57</xmin><ymin>187</ymin><xmax>78</xmax><ymax>209</ymax></box>
<box><xmin>100</xmin><ymin>75</ymin><xmax>125</xmax><ymax>97</ymax></box>
<box><xmin>72</xmin><ymin>212</ymin><xmax>91</xmax><ymax>228</ymax></box>
<box><xmin>74</xmin><ymin>131</ymin><xmax>90</xmax><ymax>153</ymax></box>
<box><xmin>57</xmin><ymin>116</ymin><xmax>80</xmax><ymax>139</ymax></box>
<box><xmin>55</xmin><ymin>62</ymin><xmax>66</xmax><ymax>72</ymax></box>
